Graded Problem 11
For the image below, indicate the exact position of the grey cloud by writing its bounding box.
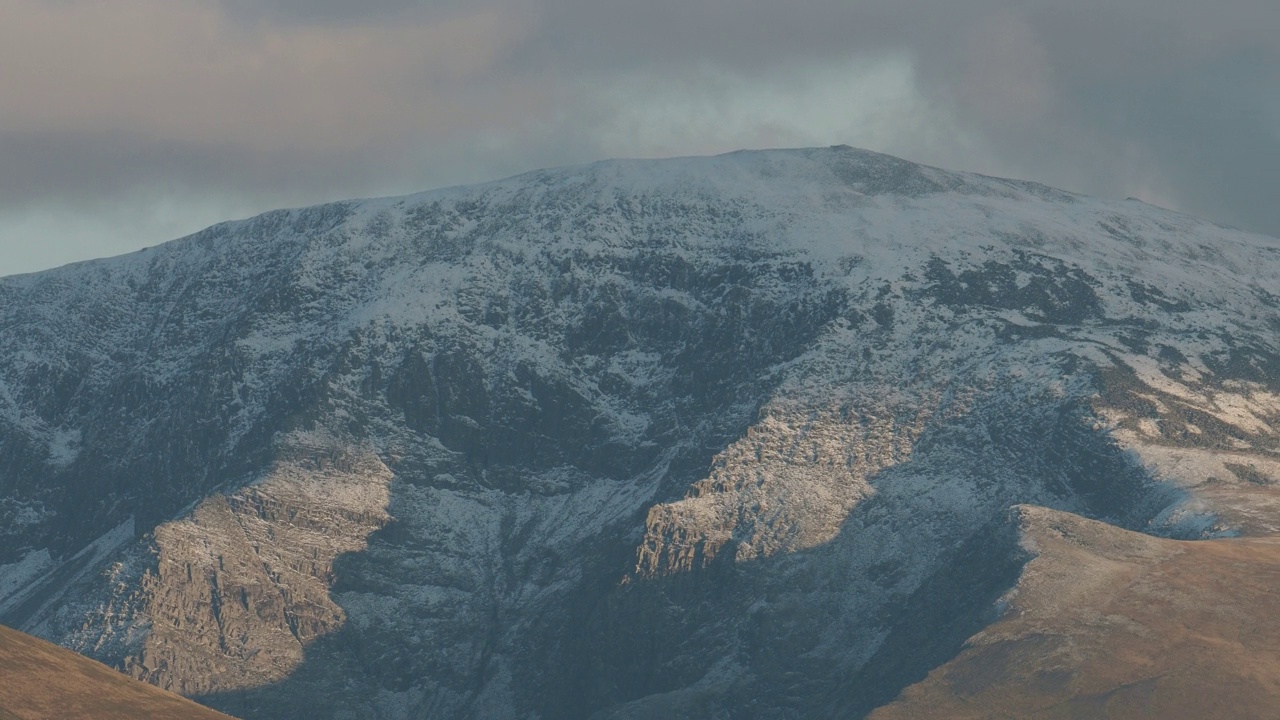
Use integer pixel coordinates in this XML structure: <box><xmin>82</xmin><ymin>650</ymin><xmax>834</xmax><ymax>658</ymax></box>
<box><xmin>0</xmin><ymin>129</ymin><xmax>394</xmax><ymax>209</ymax></box>
<box><xmin>217</xmin><ymin>0</ymin><xmax>477</xmax><ymax>26</ymax></box>
<box><xmin>0</xmin><ymin>0</ymin><xmax>547</xmax><ymax>206</ymax></box>
<box><xmin>1098</xmin><ymin>55</ymin><xmax>1280</xmax><ymax>234</ymax></box>
<box><xmin>518</xmin><ymin>0</ymin><xmax>926</xmax><ymax>76</ymax></box>
<box><xmin>905</xmin><ymin>6</ymin><xmax>1280</xmax><ymax>235</ymax></box>
<box><xmin>514</xmin><ymin>0</ymin><xmax>1280</xmax><ymax>234</ymax></box>
<box><xmin>2</xmin><ymin>0</ymin><xmax>1279</xmax><ymax>275</ymax></box>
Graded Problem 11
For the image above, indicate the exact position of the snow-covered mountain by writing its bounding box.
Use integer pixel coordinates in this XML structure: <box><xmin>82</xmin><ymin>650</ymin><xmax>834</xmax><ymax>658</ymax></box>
<box><xmin>2</xmin><ymin>146</ymin><xmax>1279</xmax><ymax>718</ymax></box>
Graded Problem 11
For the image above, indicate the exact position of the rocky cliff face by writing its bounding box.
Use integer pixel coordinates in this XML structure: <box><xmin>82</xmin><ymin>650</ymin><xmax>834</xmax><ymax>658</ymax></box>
<box><xmin>2</xmin><ymin>146</ymin><xmax>1279</xmax><ymax>718</ymax></box>
<box><xmin>112</xmin><ymin>441</ymin><xmax>391</xmax><ymax>697</ymax></box>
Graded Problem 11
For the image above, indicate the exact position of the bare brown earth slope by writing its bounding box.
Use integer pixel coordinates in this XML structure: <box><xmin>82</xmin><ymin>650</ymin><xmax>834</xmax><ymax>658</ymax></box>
<box><xmin>0</xmin><ymin>624</ymin><xmax>235</xmax><ymax>720</ymax></box>
<box><xmin>870</xmin><ymin>505</ymin><xmax>1280</xmax><ymax>720</ymax></box>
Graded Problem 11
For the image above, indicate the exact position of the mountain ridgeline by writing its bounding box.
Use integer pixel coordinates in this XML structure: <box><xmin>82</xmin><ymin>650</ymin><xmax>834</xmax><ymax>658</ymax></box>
<box><xmin>2</xmin><ymin>147</ymin><xmax>1279</xmax><ymax>718</ymax></box>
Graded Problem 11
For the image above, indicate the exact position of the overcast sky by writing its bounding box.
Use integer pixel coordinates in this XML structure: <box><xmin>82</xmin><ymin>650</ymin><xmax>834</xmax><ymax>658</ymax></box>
<box><xmin>2</xmin><ymin>0</ymin><xmax>1277</xmax><ymax>276</ymax></box>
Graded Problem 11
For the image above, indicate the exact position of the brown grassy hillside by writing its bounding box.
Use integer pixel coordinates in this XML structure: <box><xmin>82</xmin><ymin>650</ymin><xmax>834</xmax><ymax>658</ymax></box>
<box><xmin>870</xmin><ymin>505</ymin><xmax>1280</xmax><ymax>720</ymax></box>
<box><xmin>0</xmin><ymin>624</ymin><xmax>235</xmax><ymax>720</ymax></box>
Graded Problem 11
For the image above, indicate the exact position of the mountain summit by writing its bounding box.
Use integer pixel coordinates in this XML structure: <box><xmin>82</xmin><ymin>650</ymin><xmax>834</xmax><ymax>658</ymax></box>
<box><xmin>2</xmin><ymin>146</ymin><xmax>1279</xmax><ymax>718</ymax></box>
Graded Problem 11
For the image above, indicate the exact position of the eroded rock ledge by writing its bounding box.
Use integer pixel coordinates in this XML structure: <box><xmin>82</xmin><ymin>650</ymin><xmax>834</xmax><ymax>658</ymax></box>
<box><xmin>70</xmin><ymin>440</ymin><xmax>392</xmax><ymax>696</ymax></box>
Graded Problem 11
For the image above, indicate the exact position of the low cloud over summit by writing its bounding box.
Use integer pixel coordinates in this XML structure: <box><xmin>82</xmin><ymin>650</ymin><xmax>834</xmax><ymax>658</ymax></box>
<box><xmin>1</xmin><ymin>0</ymin><xmax>1277</xmax><ymax>274</ymax></box>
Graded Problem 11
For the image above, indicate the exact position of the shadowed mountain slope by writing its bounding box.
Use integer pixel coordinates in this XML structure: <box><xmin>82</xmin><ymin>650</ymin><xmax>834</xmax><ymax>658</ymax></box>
<box><xmin>0</xmin><ymin>146</ymin><xmax>1278</xmax><ymax>718</ymax></box>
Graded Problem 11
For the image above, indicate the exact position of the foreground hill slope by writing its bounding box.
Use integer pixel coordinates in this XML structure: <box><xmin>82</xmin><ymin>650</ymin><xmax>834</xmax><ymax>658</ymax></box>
<box><xmin>0</xmin><ymin>623</ymin><xmax>236</xmax><ymax>720</ymax></box>
<box><xmin>871</xmin><ymin>506</ymin><xmax>1280</xmax><ymax>720</ymax></box>
<box><xmin>1</xmin><ymin>146</ymin><xmax>1278</xmax><ymax>718</ymax></box>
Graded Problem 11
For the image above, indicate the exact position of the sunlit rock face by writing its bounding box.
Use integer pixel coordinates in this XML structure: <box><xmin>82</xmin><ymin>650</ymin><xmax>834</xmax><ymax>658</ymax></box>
<box><xmin>1</xmin><ymin>435</ymin><xmax>391</xmax><ymax>698</ymax></box>
<box><xmin>635</xmin><ymin>395</ymin><xmax>930</xmax><ymax>576</ymax></box>
<box><xmin>2</xmin><ymin>146</ymin><xmax>1279</xmax><ymax>719</ymax></box>
<box><xmin>121</xmin><ymin>442</ymin><xmax>392</xmax><ymax>696</ymax></box>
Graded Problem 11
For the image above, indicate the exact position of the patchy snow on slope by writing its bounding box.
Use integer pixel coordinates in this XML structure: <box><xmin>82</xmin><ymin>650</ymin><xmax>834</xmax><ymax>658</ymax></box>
<box><xmin>2</xmin><ymin>146</ymin><xmax>1279</xmax><ymax>720</ymax></box>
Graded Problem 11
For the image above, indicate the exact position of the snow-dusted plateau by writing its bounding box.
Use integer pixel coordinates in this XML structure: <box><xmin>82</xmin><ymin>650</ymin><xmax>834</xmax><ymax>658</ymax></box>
<box><xmin>2</xmin><ymin>146</ymin><xmax>1280</xmax><ymax>718</ymax></box>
